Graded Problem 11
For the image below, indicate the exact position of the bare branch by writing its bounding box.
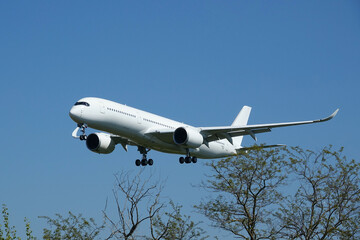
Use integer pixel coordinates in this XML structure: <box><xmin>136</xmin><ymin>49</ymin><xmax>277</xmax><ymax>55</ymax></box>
<box><xmin>103</xmin><ymin>170</ymin><xmax>165</xmax><ymax>240</ymax></box>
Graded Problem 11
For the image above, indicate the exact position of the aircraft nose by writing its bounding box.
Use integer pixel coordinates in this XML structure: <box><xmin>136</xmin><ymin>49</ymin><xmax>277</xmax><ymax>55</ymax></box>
<box><xmin>69</xmin><ymin>106</ymin><xmax>82</xmax><ymax>122</ymax></box>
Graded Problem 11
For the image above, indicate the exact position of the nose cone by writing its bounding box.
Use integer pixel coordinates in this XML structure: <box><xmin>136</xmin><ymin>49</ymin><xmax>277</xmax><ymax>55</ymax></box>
<box><xmin>69</xmin><ymin>106</ymin><xmax>82</xmax><ymax>122</ymax></box>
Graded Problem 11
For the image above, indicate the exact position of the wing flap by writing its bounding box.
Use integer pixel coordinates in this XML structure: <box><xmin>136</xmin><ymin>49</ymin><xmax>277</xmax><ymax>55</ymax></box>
<box><xmin>205</xmin><ymin>128</ymin><xmax>271</xmax><ymax>142</ymax></box>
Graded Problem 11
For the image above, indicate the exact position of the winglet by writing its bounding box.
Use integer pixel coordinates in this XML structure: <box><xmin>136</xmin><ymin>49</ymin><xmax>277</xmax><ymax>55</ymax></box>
<box><xmin>316</xmin><ymin>108</ymin><xmax>339</xmax><ymax>123</ymax></box>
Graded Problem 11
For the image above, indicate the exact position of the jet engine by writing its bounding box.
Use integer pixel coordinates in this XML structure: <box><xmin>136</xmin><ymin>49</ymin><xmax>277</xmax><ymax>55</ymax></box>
<box><xmin>86</xmin><ymin>133</ymin><xmax>116</xmax><ymax>154</ymax></box>
<box><xmin>173</xmin><ymin>127</ymin><xmax>203</xmax><ymax>148</ymax></box>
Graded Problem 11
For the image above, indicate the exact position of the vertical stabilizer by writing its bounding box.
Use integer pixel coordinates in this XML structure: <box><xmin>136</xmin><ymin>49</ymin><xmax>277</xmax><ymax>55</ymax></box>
<box><xmin>231</xmin><ymin>106</ymin><xmax>252</xmax><ymax>148</ymax></box>
<box><xmin>232</xmin><ymin>106</ymin><xmax>251</xmax><ymax>126</ymax></box>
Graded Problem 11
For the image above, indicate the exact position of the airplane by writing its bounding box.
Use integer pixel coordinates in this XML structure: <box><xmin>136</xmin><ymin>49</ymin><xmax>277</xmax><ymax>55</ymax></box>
<box><xmin>69</xmin><ymin>97</ymin><xmax>339</xmax><ymax>166</ymax></box>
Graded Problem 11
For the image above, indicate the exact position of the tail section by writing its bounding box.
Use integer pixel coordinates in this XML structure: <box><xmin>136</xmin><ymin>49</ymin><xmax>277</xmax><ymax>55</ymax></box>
<box><xmin>231</xmin><ymin>106</ymin><xmax>252</xmax><ymax>148</ymax></box>
<box><xmin>232</xmin><ymin>106</ymin><xmax>252</xmax><ymax>126</ymax></box>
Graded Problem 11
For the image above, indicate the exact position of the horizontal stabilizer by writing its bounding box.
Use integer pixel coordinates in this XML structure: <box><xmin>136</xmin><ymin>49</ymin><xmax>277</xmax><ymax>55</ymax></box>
<box><xmin>236</xmin><ymin>144</ymin><xmax>286</xmax><ymax>154</ymax></box>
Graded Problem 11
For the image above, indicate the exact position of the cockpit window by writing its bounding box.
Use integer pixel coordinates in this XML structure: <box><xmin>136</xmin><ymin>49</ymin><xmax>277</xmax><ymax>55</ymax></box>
<box><xmin>74</xmin><ymin>101</ymin><xmax>90</xmax><ymax>107</ymax></box>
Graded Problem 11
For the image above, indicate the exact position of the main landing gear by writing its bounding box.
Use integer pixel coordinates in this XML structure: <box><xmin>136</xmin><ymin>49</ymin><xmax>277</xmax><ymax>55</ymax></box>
<box><xmin>179</xmin><ymin>150</ymin><xmax>197</xmax><ymax>164</ymax></box>
<box><xmin>135</xmin><ymin>146</ymin><xmax>153</xmax><ymax>167</ymax></box>
<box><xmin>179</xmin><ymin>156</ymin><xmax>197</xmax><ymax>164</ymax></box>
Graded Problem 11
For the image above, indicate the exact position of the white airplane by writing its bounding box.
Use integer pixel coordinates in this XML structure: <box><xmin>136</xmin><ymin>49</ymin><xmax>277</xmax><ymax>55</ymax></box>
<box><xmin>69</xmin><ymin>97</ymin><xmax>339</xmax><ymax>166</ymax></box>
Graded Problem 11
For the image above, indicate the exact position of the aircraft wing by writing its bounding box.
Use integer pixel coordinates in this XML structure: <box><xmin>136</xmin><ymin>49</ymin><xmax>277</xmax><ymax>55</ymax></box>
<box><xmin>143</xmin><ymin>109</ymin><xmax>338</xmax><ymax>146</ymax></box>
<box><xmin>200</xmin><ymin>109</ymin><xmax>339</xmax><ymax>142</ymax></box>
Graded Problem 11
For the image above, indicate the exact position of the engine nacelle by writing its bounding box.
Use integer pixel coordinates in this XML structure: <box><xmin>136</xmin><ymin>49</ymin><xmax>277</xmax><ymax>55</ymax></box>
<box><xmin>86</xmin><ymin>133</ymin><xmax>116</xmax><ymax>154</ymax></box>
<box><xmin>173</xmin><ymin>127</ymin><xmax>203</xmax><ymax>148</ymax></box>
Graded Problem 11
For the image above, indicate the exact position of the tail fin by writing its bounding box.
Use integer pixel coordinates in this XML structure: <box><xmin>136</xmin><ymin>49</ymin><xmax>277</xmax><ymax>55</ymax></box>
<box><xmin>232</xmin><ymin>106</ymin><xmax>251</xmax><ymax>126</ymax></box>
<box><xmin>231</xmin><ymin>106</ymin><xmax>252</xmax><ymax>148</ymax></box>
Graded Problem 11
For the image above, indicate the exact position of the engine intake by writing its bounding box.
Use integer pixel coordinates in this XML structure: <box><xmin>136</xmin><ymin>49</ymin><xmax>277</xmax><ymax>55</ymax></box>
<box><xmin>173</xmin><ymin>127</ymin><xmax>203</xmax><ymax>148</ymax></box>
<box><xmin>86</xmin><ymin>133</ymin><xmax>115</xmax><ymax>154</ymax></box>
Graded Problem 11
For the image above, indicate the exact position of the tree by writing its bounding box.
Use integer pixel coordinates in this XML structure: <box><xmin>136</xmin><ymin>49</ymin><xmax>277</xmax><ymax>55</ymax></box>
<box><xmin>39</xmin><ymin>211</ymin><xmax>104</xmax><ymax>240</ymax></box>
<box><xmin>0</xmin><ymin>204</ymin><xmax>35</xmax><ymax>240</ymax></box>
<box><xmin>103</xmin><ymin>170</ymin><xmax>207</xmax><ymax>240</ymax></box>
<box><xmin>196</xmin><ymin>146</ymin><xmax>288</xmax><ymax>240</ymax></box>
<box><xmin>1</xmin><ymin>204</ymin><xmax>19</xmax><ymax>240</ymax></box>
<box><xmin>197</xmin><ymin>145</ymin><xmax>360</xmax><ymax>240</ymax></box>
<box><xmin>24</xmin><ymin>218</ymin><xmax>36</xmax><ymax>240</ymax></box>
<box><xmin>103</xmin><ymin>170</ymin><xmax>165</xmax><ymax>240</ymax></box>
<box><xmin>150</xmin><ymin>201</ymin><xmax>207</xmax><ymax>240</ymax></box>
<box><xmin>275</xmin><ymin>146</ymin><xmax>360</xmax><ymax>240</ymax></box>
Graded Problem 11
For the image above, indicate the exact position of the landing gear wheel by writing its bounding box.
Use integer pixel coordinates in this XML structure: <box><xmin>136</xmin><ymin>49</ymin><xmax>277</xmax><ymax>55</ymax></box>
<box><xmin>80</xmin><ymin>135</ymin><xmax>87</xmax><ymax>141</ymax></box>
<box><xmin>191</xmin><ymin>157</ymin><xmax>197</xmax><ymax>163</ymax></box>
<box><xmin>135</xmin><ymin>159</ymin><xmax>141</xmax><ymax>166</ymax></box>
<box><xmin>79</xmin><ymin>123</ymin><xmax>87</xmax><ymax>140</ymax></box>
<box><xmin>136</xmin><ymin>146</ymin><xmax>153</xmax><ymax>167</ymax></box>
<box><xmin>185</xmin><ymin>156</ymin><xmax>191</xmax><ymax>164</ymax></box>
<box><xmin>179</xmin><ymin>157</ymin><xmax>185</xmax><ymax>164</ymax></box>
<box><xmin>73</xmin><ymin>123</ymin><xmax>88</xmax><ymax>140</ymax></box>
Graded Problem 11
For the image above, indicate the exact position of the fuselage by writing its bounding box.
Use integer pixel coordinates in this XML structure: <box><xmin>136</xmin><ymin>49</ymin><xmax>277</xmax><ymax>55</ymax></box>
<box><xmin>69</xmin><ymin>97</ymin><xmax>237</xmax><ymax>159</ymax></box>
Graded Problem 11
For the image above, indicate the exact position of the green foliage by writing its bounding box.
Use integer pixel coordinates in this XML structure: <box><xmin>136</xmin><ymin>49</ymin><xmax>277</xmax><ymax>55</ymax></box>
<box><xmin>150</xmin><ymin>201</ymin><xmax>207</xmax><ymax>240</ymax></box>
<box><xmin>0</xmin><ymin>204</ymin><xmax>35</xmax><ymax>240</ymax></box>
<box><xmin>2</xmin><ymin>145</ymin><xmax>358</xmax><ymax>240</ymax></box>
<box><xmin>275</xmin><ymin>145</ymin><xmax>360</xmax><ymax>239</ymax></box>
<box><xmin>0</xmin><ymin>204</ymin><xmax>20</xmax><ymax>240</ymax></box>
<box><xmin>197</xmin><ymin>145</ymin><xmax>360</xmax><ymax>240</ymax></box>
<box><xmin>196</xmin><ymin>146</ymin><xmax>288</xmax><ymax>239</ymax></box>
<box><xmin>39</xmin><ymin>212</ymin><xmax>104</xmax><ymax>240</ymax></box>
<box><xmin>24</xmin><ymin>218</ymin><xmax>35</xmax><ymax>240</ymax></box>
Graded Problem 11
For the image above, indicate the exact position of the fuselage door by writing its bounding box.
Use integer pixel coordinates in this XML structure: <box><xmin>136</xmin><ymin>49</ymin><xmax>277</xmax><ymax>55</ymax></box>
<box><xmin>100</xmin><ymin>104</ymin><xmax>106</xmax><ymax>114</ymax></box>
<box><xmin>137</xmin><ymin>112</ymin><xmax>142</xmax><ymax>124</ymax></box>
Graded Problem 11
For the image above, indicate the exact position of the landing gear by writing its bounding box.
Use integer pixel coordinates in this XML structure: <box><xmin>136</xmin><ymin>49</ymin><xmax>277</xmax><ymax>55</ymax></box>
<box><xmin>179</xmin><ymin>156</ymin><xmax>197</xmax><ymax>164</ymax></box>
<box><xmin>179</xmin><ymin>149</ymin><xmax>197</xmax><ymax>164</ymax></box>
<box><xmin>135</xmin><ymin>157</ymin><xmax>153</xmax><ymax>166</ymax></box>
<box><xmin>135</xmin><ymin>146</ymin><xmax>153</xmax><ymax>167</ymax></box>
<box><xmin>79</xmin><ymin>123</ymin><xmax>87</xmax><ymax>140</ymax></box>
<box><xmin>135</xmin><ymin>159</ymin><xmax>141</xmax><ymax>166</ymax></box>
<box><xmin>72</xmin><ymin>123</ymin><xmax>87</xmax><ymax>140</ymax></box>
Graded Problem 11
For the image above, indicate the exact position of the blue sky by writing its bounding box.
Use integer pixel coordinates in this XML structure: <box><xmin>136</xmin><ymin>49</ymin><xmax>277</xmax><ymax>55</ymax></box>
<box><xmin>0</xmin><ymin>1</ymin><xmax>359</xmax><ymax>238</ymax></box>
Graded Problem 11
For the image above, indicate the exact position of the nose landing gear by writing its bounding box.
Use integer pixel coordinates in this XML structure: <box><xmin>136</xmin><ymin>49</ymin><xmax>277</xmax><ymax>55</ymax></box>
<box><xmin>72</xmin><ymin>123</ymin><xmax>88</xmax><ymax>140</ymax></box>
